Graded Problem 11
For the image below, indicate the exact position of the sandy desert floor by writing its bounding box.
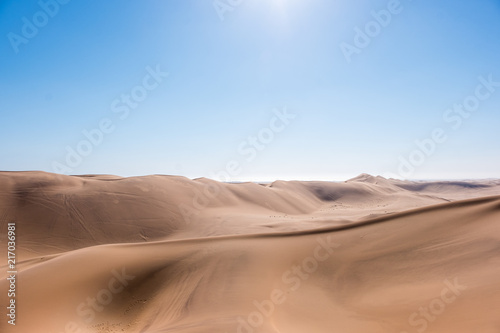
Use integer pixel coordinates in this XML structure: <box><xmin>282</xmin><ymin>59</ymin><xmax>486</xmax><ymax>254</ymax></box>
<box><xmin>1</xmin><ymin>171</ymin><xmax>500</xmax><ymax>333</ymax></box>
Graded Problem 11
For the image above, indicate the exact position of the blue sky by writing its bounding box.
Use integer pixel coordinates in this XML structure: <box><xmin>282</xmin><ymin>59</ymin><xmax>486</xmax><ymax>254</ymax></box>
<box><xmin>1</xmin><ymin>0</ymin><xmax>499</xmax><ymax>181</ymax></box>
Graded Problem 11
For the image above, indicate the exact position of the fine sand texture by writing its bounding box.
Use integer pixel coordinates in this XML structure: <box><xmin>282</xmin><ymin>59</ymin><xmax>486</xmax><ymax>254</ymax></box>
<box><xmin>1</xmin><ymin>171</ymin><xmax>500</xmax><ymax>332</ymax></box>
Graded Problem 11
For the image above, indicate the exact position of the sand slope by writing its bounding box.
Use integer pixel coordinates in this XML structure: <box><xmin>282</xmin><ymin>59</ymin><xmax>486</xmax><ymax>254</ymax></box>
<box><xmin>1</xmin><ymin>172</ymin><xmax>500</xmax><ymax>332</ymax></box>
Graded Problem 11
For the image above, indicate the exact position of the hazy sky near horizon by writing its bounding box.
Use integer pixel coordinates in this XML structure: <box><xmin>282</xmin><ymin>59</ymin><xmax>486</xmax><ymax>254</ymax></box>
<box><xmin>1</xmin><ymin>0</ymin><xmax>499</xmax><ymax>181</ymax></box>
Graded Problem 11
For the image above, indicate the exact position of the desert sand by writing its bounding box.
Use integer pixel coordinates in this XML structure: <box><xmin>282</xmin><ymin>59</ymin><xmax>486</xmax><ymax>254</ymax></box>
<box><xmin>1</xmin><ymin>171</ymin><xmax>500</xmax><ymax>333</ymax></box>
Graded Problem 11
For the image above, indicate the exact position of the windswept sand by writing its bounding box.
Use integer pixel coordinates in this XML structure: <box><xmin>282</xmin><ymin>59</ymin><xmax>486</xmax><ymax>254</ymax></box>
<box><xmin>1</xmin><ymin>172</ymin><xmax>500</xmax><ymax>332</ymax></box>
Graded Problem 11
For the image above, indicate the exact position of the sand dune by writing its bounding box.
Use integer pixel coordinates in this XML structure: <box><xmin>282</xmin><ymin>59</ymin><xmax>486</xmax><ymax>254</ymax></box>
<box><xmin>1</xmin><ymin>172</ymin><xmax>500</xmax><ymax>332</ymax></box>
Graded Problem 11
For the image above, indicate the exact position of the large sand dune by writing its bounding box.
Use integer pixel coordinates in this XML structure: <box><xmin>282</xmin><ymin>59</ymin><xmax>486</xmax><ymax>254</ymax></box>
<box><xmin>1</xmin><ymin>172</ymin><xmax>500</xmax><ymax>332</ymax></box>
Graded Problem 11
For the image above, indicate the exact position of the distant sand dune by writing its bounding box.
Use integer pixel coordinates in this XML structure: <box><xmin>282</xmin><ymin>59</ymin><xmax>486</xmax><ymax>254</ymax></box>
<box><xmin>1</xmin><ymin>172</ymin><xmax>500</xmax><ymax>332</ymax></box>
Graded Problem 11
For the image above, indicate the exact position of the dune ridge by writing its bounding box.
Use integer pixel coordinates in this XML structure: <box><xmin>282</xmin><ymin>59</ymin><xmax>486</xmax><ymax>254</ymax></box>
<box><xmin>1</xmin><ymin>171</ymin><xmax>500</xmax><ymax>332</ymax></box>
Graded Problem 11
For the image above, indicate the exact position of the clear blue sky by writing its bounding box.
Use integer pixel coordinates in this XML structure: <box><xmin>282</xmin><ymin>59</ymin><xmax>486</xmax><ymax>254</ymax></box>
<box><xmin>1</xmin><ymin>0</ymin><xmax>499</xmax><ymax>181</ymax></box>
